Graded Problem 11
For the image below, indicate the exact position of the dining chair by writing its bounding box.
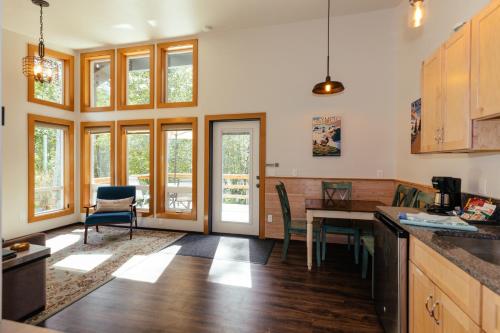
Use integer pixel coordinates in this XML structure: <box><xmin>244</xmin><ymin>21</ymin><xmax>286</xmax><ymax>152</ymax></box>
<box><xmin>321</xmin><ymin>181</ymin><xmax>361</xmax><ymax>264</ymax></box>
<box><xmin>361</xmin><ymin>234</ymin><xmax>375</xmax><ymax>299</ymax></box>
<box><xmin>392</xmin><ymin>184</ymin><xmax>418</xmax><ymax>207</ymax></box>
<box><xmin>412</xmin><ymin>191</ymin><xmax>435</xmax><ymax>208</ymax></box>
<box><xmin>275</xmin><ymin>182</ymin><xmax>322</xmax><ymax>267</ymax></box>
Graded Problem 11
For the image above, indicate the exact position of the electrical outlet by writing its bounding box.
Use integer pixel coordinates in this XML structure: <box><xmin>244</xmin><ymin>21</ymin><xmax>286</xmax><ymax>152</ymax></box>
<box><xmin>376</xmin><ymin>170</ymin><xmax>384</xmax><ymax>178</ymax></box>
<box><xmin>267</xmin><ymin>214</ymin><xmax>273</xmax><ymax>223</ymax></box>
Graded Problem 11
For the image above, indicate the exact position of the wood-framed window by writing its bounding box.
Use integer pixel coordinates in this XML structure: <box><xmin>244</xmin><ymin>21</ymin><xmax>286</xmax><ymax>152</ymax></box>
<box><xmin>27</xmin><ymin>44</ymin><xmax>75</xmax><ymax>111</ymax></box>
<box><xmin>157</xmin><ymin>118</ymin><xmax>198</xmax><ymax>220</ymax></box>
<box><xmin>28</xmin><ymin>114</ymin><xmax>74</xmax><ymax>222</ymax></box>
<box><xmin>117</xmin><ymin>119</ymin><xmax>155</xmax><ymax>216</ymax></box>
<box><xmin>117</xmin><ymin>45</ymin><xmax>155</xmax><ymax>110</ymax></box>
<box><xmin>157</xmin><ymin>39</ymin><xmax>198</xmax><ymax>108</ymax></box>
<box><xmin>80</xmin><ymin>121</ymin><xmax>115</xmax><ymax>211</ymax></box>
<box><xmin>80</xmin><ymin>50</ymin><xmax>115</xmax><ymax>112</ymax></box>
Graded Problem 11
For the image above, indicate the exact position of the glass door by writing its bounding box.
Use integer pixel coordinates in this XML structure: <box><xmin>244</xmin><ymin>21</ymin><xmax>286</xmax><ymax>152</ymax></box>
<box><xmin>212</xmin><ymin>121</ymin><xmax>260</xmax><ymax>235</ymax></box>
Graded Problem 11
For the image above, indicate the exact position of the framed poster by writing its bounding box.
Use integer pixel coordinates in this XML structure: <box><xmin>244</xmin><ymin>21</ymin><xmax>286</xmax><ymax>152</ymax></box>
<box><xmin>312</xmin><ymin>116</ymin><xmax>341</xmax><ymax>157</ymax></box>
<box><xmin>411</xmin><ymin>99</ymin><xmax>422</xmax><ymax>154</ymax></box>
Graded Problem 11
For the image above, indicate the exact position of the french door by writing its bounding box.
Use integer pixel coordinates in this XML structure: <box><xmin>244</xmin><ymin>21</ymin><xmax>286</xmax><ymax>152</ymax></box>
<box><xmin>212</xmin><ymin>121</ymin><xmax>260</xmax><ymax>236</ymax></box>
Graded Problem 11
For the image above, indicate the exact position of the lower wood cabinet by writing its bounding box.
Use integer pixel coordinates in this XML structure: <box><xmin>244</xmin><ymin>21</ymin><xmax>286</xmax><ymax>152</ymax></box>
<box><xmin>482</xmin><ymin>286</ymin><xmax>500</xmax><ymax>333</ymax></box>
<box><xmin>409</xmin><ymin>262</ymin><xmax>480</xmax><ymax>333</ymax></box>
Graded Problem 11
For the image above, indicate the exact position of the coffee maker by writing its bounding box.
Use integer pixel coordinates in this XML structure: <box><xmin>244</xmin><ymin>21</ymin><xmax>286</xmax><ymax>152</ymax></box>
<box><xmin>428</xmin><ymin>177</ymin><xmax>462</xmax><ymax>214</ymax></box>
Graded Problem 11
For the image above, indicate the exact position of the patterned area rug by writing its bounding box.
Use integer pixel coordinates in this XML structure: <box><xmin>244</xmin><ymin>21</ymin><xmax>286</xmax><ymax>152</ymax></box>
<box><xmin>25</xmin><ymin>225</ymin><xmax>185</xmax><ymax>325</ymax></box>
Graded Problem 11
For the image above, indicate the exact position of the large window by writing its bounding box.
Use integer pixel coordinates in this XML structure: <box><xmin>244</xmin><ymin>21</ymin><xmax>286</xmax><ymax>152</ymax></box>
<box><xmin>157</xmin><ymin>40</ymin><xmax>198</xmax><ymax>108</ymax></box>
<box><xmin>27</xmin><ymin>44</ymin><xmax>75</xmax><ymax>111</ymax></box>
<box><xmin>117</xmin><ymin>45</ymin><xmax>155</xmax><ymax>110</ymax></box>
<box><xmin>157</xmin><ymin>118</ymin><xmax>197</xmax><ymax>220</ymax></box>
<box><xmin>28</xmin><ymin>114</ymin><xmax>74</xmax><ymax>222</ymax></box>
<box><xmin>117</xmin><ymin>120</ymin><xmax>154</xmax><ymax>215</ymax></box>
<box><xmin>80</xmin><ymin>122</ymin><xmax>115</xmax><ymax>210</ymax></box>
<box><xmin>80</xmin><ymin>50</ymin><xmax>115</xmax><ymax>112</ymax></box>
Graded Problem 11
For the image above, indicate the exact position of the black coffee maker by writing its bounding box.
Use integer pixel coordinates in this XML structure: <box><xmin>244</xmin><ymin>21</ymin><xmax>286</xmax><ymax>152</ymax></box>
<box><xmin>427</xmin><ymin>177</ymin><xmax>462</xmax><ymax>214</ymax></box>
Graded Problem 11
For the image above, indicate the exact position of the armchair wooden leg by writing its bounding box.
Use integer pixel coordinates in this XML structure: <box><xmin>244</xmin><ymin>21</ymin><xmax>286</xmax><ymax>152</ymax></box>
<box><xmin>129</xmin><ymin>222</ymin><xmax>133</xmax><ymax>240</ymax></box>
<box><xmin>84</xmin><ymin>226</ymin><xmax>88</xmax><ymax>244</ymax></box>
<box><xmin>95</xmin><ymin>225</ymin><xmax>99</xmax><ymax>233</ymax></box>
<box><xmin>135</xmin><ymin>217</ymin><xmax>138</xmax><ymax>228</ymax></box>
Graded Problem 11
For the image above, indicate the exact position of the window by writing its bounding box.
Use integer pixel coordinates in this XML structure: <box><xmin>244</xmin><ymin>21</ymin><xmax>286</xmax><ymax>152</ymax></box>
<box><xmin>27</xmin><ymin>44</ymin><xmax>75</xmax><ymax>111</ymax></box>
<box><xmin>117</xmin><ymin>45</ymin><xmax>155</xmax><ymax>110</ymax></box>
<box><xmin>28</xmin><ymin>114</ymin><xmax>74</xmax><ymax>222</ymax></box>
<box><xmin>117</xmin><ymin>120</ymin><xmax>154</xmax><ymax>215</ymax></box>
<box><xmin>80</xmin><ymin>50</ymin><xmax>115</xmax><ymax>112</ymax></box>
<box><xmin>80</xmin><ymin>122</ymin><xmax>115</xmax><ymax>210</ymax></box>
<box><xmin>157</xmin><ymin>40</ymin><xmax>198</xmax><ymax>108</ymax></box>
<box><xmin>157</xmin><ymin>118</ymin><xmax>198</xmax><ymax>220</ymax></box>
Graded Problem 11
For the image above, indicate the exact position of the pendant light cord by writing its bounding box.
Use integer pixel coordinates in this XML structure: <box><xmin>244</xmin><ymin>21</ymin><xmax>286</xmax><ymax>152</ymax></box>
<box><xmin>327</xmin><ymin>0</ymin><xmax>330</xmax><ymax>77</ymax></box>
<box><xmin>38</xmin><ymin>4</ymin><xmax>45</xmax><ymax>58</ymax></box>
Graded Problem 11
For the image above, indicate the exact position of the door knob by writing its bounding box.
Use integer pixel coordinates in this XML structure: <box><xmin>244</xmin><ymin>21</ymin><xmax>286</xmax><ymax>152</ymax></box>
<box><xmin>256</xmin><ymin>183</ymin><xmax>260</xmax><ymax>188</ymax></box>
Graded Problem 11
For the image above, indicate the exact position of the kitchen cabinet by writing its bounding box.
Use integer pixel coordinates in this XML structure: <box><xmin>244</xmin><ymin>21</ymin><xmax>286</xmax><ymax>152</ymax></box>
<box><xmin>471</xmin><ymin>0</ymin><xmax>500</xmax><ymax>120</ymax></box>
<box><xmin>420</xmin><ymin>23</ymin><xmax>471</xmax><ymax>152</ymax></box>
<box><xmin>420</xmin><ymin>48</ymin><xmax>443</xmax><ymax>153</ymax></box>
<box><xmin>434</xmin><ymin>288</ymin><xmax>480</xmax><ymax>333</ymax></box>
<box><xmin>482</xmin><ymin>286</ymin><xmax>500</xmax><ymax>333</ymax></box>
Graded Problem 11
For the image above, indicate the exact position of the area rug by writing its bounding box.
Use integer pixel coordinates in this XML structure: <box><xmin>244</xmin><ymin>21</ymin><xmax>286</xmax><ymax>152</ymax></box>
<box><xmin>172</xmin><ymin>234</ymin><xmax>275</xmax><ymax>265</ymax></box>
<box><xmin>25</xmin><ymin>226</ymin><xmax>185</xmax><ymax>325</ymax></box>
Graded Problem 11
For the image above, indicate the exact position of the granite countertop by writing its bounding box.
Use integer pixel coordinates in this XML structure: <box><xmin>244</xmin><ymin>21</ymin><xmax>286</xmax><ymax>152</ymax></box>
<box><xmin>377</xmin><ymin>206</ymin><xmax>500</xmax><ymax>295</ymax></box>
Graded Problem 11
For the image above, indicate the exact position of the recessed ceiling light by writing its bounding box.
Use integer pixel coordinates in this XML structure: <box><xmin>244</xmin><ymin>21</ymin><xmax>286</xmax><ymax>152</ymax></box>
<box><xmin>147</xmin><ymin>20</ymin><xmax>157</xmax><ymax>27</ymax></box>
<box><xmin>202</xmin><ymin>25</ymin><xmax>213</xmax><ymax>32</ymax></box>
<box><xmin>112</xmin><ymin>23</ymin><xmax>134</xmax><ymax>30</ymax></box>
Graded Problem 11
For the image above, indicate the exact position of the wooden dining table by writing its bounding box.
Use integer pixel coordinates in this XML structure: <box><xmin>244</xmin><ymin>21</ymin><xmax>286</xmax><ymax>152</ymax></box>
<box><xmin>305</xmin><ymin>199</ymin><xmax>385</xmax><ymax>271</ymax></box>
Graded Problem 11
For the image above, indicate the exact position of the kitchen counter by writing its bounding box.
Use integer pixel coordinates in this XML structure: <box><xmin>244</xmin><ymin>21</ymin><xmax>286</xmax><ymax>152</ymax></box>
<box><xmin>377</xmin><ymin>206</ymin><xmax>500</xmax><ymax>295</ymax></box>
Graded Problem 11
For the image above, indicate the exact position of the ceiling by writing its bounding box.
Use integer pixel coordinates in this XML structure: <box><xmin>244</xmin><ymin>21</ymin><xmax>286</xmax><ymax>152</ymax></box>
<box><xmin>3</xmin><ymin>0</ymin><xmax>403</xmax><ymax>50</ymax></box>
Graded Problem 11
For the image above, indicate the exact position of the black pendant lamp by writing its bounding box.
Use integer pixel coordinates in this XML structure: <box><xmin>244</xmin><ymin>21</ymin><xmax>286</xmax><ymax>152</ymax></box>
<box><xmin>313</xmin><ymin>0</ymin><xmax>344</xmax><ymax>95</ymax></box>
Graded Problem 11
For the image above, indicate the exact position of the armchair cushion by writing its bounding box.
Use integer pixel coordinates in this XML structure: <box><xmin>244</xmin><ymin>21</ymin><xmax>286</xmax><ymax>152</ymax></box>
<box><xmin>85</xmin><ymin>211</ymin><xmax>133</xmax><ymax>225</ymax></box>
<box><xmin>95</xmin><ymin>197</ymin><xmax>134</xmax><ymax>213</ymax></box>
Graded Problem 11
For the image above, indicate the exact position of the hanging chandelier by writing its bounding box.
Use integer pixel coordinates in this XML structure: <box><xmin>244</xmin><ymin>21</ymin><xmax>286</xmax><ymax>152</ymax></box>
<box><xmin>312</xmin><ymin>0</ymin><xmax>344</xmax><ymax>95</ymax></box>
<box><xmin>22</xmin><ymin>0</ymin><xmax>59</xmax><ymax>84</ymax></box>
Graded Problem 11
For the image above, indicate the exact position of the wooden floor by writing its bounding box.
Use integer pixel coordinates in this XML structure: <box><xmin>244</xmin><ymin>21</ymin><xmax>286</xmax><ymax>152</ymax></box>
<box><xmin>40</xmin><ymin>240</ymin><xmax>383</xmax><ymax>333</ymax></box>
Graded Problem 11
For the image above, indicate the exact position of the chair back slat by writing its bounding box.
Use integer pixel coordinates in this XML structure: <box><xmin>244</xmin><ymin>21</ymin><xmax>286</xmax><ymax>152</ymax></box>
<box><xmin>412</xmin><ymin>191</ymin><xmax>434</xmax><ymax>209</ymax></box>
<box><xmin>322</xmin><ymin>181</ymin><xmax>352</xmax><ymax>201</ymax></box>
<box><xmin>275</xmin><ymin>182</ymin><xmax>292</xmax><ymax>234</ymax></box>
<box><xmin>392</xmin><ymin>184</ymin><xmax>418</xmax><ymax>207</ymax></box>
<box><xmin>97</xmin><ymin>186</ymin><xmax>136</xmax><ymax>202</ymax></box>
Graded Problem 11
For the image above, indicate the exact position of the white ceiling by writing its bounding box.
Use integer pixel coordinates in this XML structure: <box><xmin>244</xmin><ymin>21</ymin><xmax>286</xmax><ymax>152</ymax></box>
<box><xmin>3</xmin><ymin>0</ymin><xmax>403</xmax><ymax>50</ymax></box>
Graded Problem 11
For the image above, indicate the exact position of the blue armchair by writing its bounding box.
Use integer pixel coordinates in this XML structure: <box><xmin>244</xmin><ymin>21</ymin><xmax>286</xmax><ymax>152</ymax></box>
<box><xmin>84</xmin><ymin>186</ymin><xmax>138</xmax><ymax>244</ymax></box>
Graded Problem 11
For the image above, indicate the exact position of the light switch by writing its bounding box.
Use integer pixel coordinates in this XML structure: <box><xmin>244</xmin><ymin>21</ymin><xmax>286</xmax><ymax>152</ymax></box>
<box><xmin>267</xmin><ymin>215</ymin><xmax>273</xmax><ymax>223</ymax></box>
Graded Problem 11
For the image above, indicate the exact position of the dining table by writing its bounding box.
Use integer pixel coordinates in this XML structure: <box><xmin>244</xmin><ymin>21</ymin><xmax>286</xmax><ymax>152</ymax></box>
<box><xmin>305</xmin><ymin>199</ymin><xmax>385</xmax><ymax>271</ymax></box>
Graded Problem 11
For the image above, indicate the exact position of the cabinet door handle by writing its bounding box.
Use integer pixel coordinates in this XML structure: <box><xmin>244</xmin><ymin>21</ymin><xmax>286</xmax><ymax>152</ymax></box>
<box><xmin>431</xmin><ymin>301</ymin><xmax>440</xmax><ymax>325</ymax></box>
<box><xmin>425</xmin><ymin>295</ymin><xmax>433</xmax><ymax>315</ymax></box>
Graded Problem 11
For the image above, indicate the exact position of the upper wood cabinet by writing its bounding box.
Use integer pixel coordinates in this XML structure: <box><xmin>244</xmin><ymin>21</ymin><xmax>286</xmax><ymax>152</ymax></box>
<box><xmin>421</xmin><ymin>48</ymin><xmax>443</xmax><ymax>153</ymax></box>
<box><xmin>471</xmin><ymin>0</ymin><xmax>500</xmax><ymax>120</ymax></box>
<box><xmin>421</xmin><ymin>23</ymin><xmax>472</xmax><ymax>152</ymax></box>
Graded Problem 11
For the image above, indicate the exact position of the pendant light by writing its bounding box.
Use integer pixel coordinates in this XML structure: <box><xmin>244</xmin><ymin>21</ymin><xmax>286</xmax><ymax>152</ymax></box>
<box><xmin>409</xmin><ymin>0</ymin><xmax>425</xmax><ymax>28</ymax></box>
<box><xmin>313</xmin><ymin>0</ymin><xmax>344</xmax><ymax>95</ymax></box>
<box><xmin>22</xmin><ymin>0</ymin><xmax>59</xmax><ymax>84</ymax></box>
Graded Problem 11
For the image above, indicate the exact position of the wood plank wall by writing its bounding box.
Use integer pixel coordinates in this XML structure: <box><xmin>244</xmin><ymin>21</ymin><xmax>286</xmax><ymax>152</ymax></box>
<box><xmin>265</xmin><ymin>177</ymin><xmax>398</xmax><ymax>239</ymax></box>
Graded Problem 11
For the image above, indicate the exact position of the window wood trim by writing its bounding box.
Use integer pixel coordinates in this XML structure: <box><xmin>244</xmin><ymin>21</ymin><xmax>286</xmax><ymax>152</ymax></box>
<box><xmin>28</xmin><ymin>114</ymin><xmax>75</xmax><ymax>223</ymax></box>
<box><xmin>27</xmin><ymin>44</ymin><xmax>75</xmax><ymax>111</ymax></box>
<box><xmin>117</xmin><ymin>45</ymin><xmax>155</xmax><ymax>110</ymax></box>
<box><xmin>80</xmin><ymin>121</ymin><xmax>116</xmax><ymax>212</ymax></box>
<box><xmin>80</xmin><ymin>50</ymin><xmax>115</xmax><ymax>112</ymax></box>
<box><xmin>117</xmin><ymin>119</ymin><xmax>155</xmax><ymax>216</ymax></box>
<box><xmin>157</xmin><ymin>39</ymin><xmax>198</xmax><ymax>108</ymax></box>
<box><xmin>156</xmin><ymin>117</ymin><xmax>198</xmax><ymax>220</ymax></box>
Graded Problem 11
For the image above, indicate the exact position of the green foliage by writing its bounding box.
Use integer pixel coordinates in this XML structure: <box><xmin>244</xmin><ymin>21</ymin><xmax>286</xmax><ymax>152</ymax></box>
<box><xmin>167</xmin><ymin>132</ymin><xmax>192</xmax><ymax>184</ymax></box>
<box><xmin>167</xmin><ymin>66</ymin><xmax>193</xmax><ymax>103</ymax></box>
<box><xmin>34</xmin><ymin>60</ymin><xmax>63</xmax><ymax>104</ymax></box>
<box><xmin>127</xmin><ymin>71</ymin><xmax>150</xmax><ymax>105</ymax></box>
<box><xmin>127</xmin><ymin>133</ymin><xmax>150</xmax><ymax>185</ymax></box>
<box><xmin>94</xmin><ymin>81</ymin><xmax>110</xmax><ymax>107</ymax></box>
<box><xmin>92</xmin><ymin>133</ymin><xmax>110</xmax><ymax>178</ymax></box>
<box><xmin>222</xmin><ymin>134</ymin><xmax>250</xmax><ymax>204</ymax></box>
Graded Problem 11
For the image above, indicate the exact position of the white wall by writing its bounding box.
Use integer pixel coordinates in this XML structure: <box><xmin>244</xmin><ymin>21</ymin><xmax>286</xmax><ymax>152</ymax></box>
<box><xmin>1</xmin><ymin>29</ymin><xmax>80</xmax><ymax>239</ymax></box>
<box><xmin>80</xmin><ymin>9</ymin><xmax>399</xmax><ymax>232</ymax></box>
<box><xmin>394</xmin><ymin>0</ymin><xmax>500</xmax><ymax>198</ymax></box>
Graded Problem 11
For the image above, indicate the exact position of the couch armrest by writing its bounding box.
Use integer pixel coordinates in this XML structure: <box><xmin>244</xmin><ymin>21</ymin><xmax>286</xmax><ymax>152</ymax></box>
<box><xmin>3</xmin><ymin>233</ymin><xmax>46</xmax><ymax>247</ymax></box>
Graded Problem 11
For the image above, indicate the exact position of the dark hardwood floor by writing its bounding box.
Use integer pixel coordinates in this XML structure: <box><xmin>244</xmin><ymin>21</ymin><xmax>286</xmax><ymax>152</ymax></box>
<box><xmin>40</xmin><ymin>240</ymin><xmax>383</xmax><ymax>333</ymax></box>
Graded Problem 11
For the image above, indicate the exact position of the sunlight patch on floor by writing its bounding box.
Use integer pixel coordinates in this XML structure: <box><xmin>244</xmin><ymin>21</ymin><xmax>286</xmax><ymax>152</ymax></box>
<box><xmin>208</xmin><ymin>237</ymin><xmax>252</xmax><ymax>288</ymax></box>
<box><xmin>53</xmin><ymin>254</ymin><xmax>112</xmax><ymax>273</ymax></box>
<box><xmin>47</xmin><ymin>234</ymin><xmax>81</xmax><ymax>254</ymax></box>
<box><xmin>112</xmin><ymin>245</ymin><xmax>181</xmax><ymax>283</ymax></box>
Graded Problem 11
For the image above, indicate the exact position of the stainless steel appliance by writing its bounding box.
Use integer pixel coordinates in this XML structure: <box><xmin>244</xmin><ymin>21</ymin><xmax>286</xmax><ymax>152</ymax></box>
<box><xmin>374</xmin><ymin>212</ymin><xmax>409</xmax><ymax>333</ymax></box>
<box><xmin>428</xmin><ymin>177</ymin><xmax>462</xmax><ymax>213</ymax></box>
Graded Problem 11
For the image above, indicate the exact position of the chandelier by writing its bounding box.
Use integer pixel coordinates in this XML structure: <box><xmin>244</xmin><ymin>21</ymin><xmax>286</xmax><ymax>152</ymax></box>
<box><xmin>22</xmin><ymin>0</ymin><xmax>59</xmax><ymax>84</ymax></box>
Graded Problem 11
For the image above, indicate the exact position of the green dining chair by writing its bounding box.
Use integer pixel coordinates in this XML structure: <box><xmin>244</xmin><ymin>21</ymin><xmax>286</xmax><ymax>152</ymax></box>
<box><xmin>275</xmin><ymin>182</ymin><xmax>322</xmax><ymax>267</ymax></box>
<box><xmin>392</xmin><ymin>184</ymin><xmax>418</xmax><ymax>207</ymax></box>
<box><xmin>321</xmin><ymin>181</ymin><xmax>361</xmax><ymax>264</ymax></box>
<box><xmin>361</xmin><ymin>234</ymin><xmax>375</xmax><ymax>299</ymax></box>
<box><xmin>412</xmin><ymin>191</ymin><xmax>435</xmax><ymax>209</ymax></box>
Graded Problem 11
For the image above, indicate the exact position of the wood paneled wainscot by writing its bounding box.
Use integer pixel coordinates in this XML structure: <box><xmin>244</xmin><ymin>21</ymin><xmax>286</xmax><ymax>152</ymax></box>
<box><xmin>410</xmin><ymin>236</ymin><xmax>481</xmax><ymax>332</ymax></box>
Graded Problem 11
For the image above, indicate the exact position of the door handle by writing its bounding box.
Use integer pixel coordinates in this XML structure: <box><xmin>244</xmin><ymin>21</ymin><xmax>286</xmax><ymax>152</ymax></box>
<box><xmin>431</xmin><ymin>301</ymin><xmax>440</xmax><ymax>325</ymax></box>
<box><xmin>256</xmin><ymin>183</ymin><xmax>260</xmax><ymax>188</ymax></box>
<box><xmin>425</xmin><ymin>295</ymin><xmax>433</xmax><ymax>315</ymax></box>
